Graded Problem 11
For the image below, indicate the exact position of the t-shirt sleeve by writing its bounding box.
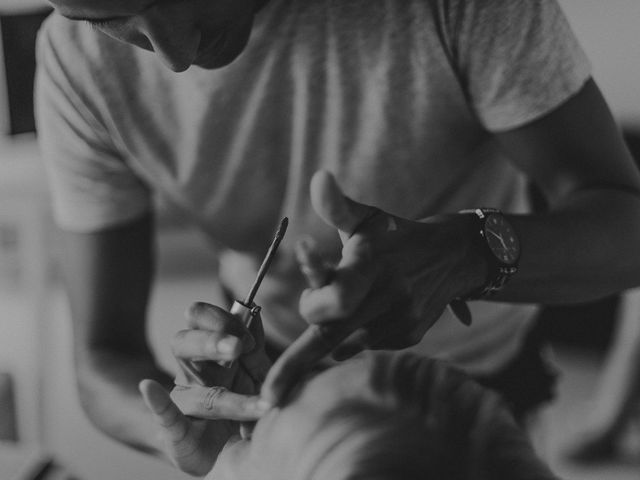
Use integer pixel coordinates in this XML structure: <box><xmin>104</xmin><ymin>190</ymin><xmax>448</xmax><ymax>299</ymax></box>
<box><xmin>440</xmin><ymin>0</ymin><xmax>591</xmax><ymax>131</ymax></box>
<box><xmin>35</xmin><ymin>18</ymin><xmax>151</xmax><ymax>233</ymax></box>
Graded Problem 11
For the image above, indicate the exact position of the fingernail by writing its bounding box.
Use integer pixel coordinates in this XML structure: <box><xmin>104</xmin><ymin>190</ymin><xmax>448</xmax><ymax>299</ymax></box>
<box><xmin>217</xmin><ymin>337</ymin><xmax>238</xmax><ymax>355</ymax></box>
<box><xmin>256</xmin><ymin>399</ymin><xmax>272</xmax><ymax>413</ymax></box>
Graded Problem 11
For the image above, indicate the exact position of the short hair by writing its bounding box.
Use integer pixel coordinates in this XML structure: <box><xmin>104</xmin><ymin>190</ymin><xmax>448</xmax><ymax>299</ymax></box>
<box><xmin>296</xmin><ymin>400</ymin><xmax>468</xmax><ymax>480</ymax></box>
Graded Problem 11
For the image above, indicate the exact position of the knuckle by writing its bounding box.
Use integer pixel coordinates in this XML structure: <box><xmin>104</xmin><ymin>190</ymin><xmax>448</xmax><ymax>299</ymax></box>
<box><xmin>203</xmin><ymin>332</ymin><xmax>222</xmax><ymax>357</ymax></box>
<box><xmin>201</xmin><ymin>386</ymin><xmax>228</xmax><ymax>413</ymax></box>
<box><xmin>346</xmin><ymin>235</ymin><xmax>374</xmax><ymax>258</ymax></box>
<box><xmin>185</xmin><ymin>301</ymin><xmax>208</xmax><ymax>319</ymax></box>
<box><xmin>170</xmin><ymin>330</ymin><xmax>191</xmax><ymax>356</ymax></box>
<box><xmin>186</xmin><ymin>302</ymin><xmax>229</xmax><ymax>329</ymax></box>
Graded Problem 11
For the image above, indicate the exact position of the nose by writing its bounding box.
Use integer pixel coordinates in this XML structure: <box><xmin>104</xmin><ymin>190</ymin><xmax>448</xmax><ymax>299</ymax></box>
<box><xmin>139</xmin><ymin>16</ymin><xmax>201</xmax><ymax>72</ymax></box>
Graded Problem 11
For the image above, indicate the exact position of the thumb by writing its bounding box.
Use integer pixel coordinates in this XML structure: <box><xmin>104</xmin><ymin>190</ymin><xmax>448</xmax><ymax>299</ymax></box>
<box><xmin>139</xmin><ymin>379</ymin><xmax>192</xmax><ymax>444</ymax></box>
<box><xmin>310</xmin><ymin>171</ymin><xmax>378</xmax><ymax>240</ymax></box>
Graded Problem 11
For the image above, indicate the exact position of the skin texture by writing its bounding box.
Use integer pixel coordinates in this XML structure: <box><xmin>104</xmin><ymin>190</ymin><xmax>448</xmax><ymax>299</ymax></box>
<box><xmin>48</xmin><ymin>0</ymin><xmax>262</xmax><ymax>71</ymax></box>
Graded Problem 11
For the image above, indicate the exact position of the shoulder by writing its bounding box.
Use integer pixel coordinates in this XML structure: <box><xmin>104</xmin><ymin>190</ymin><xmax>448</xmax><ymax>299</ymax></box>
<box><xmin>37</xmin><ymin>14</ymin><xmax>152</xmax><ymax>94</ymax></box>
<box><xmin>39</xmin><ymin>14</ymin><xmax>108</xmax><ymax>72</ymax></box>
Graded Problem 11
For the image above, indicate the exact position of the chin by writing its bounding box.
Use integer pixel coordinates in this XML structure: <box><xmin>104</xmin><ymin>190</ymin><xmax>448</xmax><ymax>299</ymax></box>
<box><xmin>194</xmin><ymin>48</ymin><xmax>243</xmax><ymax>69</ymax></box>
<box><xmin>195</xmin><ymin>18</ymin><xmax>253</xmax><ymax>69</ymax></box>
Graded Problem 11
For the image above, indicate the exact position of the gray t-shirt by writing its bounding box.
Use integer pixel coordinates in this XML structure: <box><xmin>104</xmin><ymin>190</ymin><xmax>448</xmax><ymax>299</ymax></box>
<box><xmin>36</xmin><ymin>0</ymin><xmax>590</xmax><ymax>374</ymax></box>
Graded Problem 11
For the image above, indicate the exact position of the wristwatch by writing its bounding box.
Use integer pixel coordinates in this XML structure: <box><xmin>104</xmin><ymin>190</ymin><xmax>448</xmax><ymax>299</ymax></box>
<box><xmin>459</xmin><ymin>208</ymin><xmax>520</xmax><ymax>299</ymax></box>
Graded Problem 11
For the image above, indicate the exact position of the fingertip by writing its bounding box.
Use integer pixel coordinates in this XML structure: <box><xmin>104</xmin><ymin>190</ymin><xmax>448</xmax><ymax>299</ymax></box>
<box><xmin>139</xmin><ymin>378</ymin><xmax>160</xmax><ymax>396</ymax></box>
<box><xmin>244</xmin><ymin>397</ymin><xmax>272</xmax><ymax>419</ymax></box>
<box><xmin>138</xmin><ymin>380</ymin><xmax>151</xmax><ymax>404</ymax></box>
<box><xmin>259</xmin><ymin>385</ymin><xmax>278</xmax><ymax>408</ymax></box>
<box><xmin>185</xmin><ymin>301</ymin><xmax>218</xmax><ymax>319</ymax></box>
<box><xmin>310</xmin><ymin>169</ymin><xmax>333</xmax><ymax>189</ymax></box>
<box><xmin>184</xmin><ymin>301</ymin><xmax>203</xmax><ymax>319</ymax></box>
<box><xmin>216</xmin><ymin>335</ymin><xmax>243</xmax><ymax>358</ymax></box>
<box><xmin>256</xmin><ymin>398</ymin><xmax>272</xmax><ymax>413</ymax></box>
<box><xmin>299</xmin><ymin>287</ymin><xmax>345</xmax><ymax>323</ymax></box>
<box><xmin>259</xmin><ymin>370</ymin><xmax>282</xmax><ymax>407</ymax></box>
<box><xmin>141</xmin><ymin>379</ymin><xmax>172</xmax><ymax>407</ymax></box>
<box><xmin>310</xmin><ymin>170</ymin><xmax>340</xmax><ymax>212</ymax></box>
<box><xmin>342</xmin><ymin>234</ymin><xmax>374</xmax><ymax>260</ymax></box>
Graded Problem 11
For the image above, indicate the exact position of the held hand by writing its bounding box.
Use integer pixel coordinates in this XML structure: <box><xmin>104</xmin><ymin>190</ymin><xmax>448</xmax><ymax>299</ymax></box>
<box><xmin>172</xmin><ymin>302</ymin><xmax>256</xmax><ymax>386</ymax></box>
<box><xmin>303</xmin><ymin>170</ymin><xmax>485</xmax><ymax>340</ymax></box>
<box><xmin>139</xmin><ymin>379</ymin><xmax>265</xmax><ymax>476</ymax></box>
<box><xmin>261</xmin><ymin>170</ymin><xmax>485</xmax><ymax>405</ymax></box>
<box><xmin>140</xmin><ymin>302</ymin><xmax>272</xmax><ymax>475</ymax></box>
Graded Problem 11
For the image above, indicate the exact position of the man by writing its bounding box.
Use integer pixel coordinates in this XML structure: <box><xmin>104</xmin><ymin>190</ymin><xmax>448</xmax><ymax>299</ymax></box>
<box><xmin>36</xmin><ymin>0</ymin><xmax>640</xmax><ymax>473</ymax></box>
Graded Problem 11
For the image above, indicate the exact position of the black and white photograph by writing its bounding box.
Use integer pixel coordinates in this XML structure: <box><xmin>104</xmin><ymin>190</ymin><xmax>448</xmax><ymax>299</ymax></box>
<box><xmin>0</xmin><ymin>1</ymin><xmax>639</xmax><ymax>479</ymax></box>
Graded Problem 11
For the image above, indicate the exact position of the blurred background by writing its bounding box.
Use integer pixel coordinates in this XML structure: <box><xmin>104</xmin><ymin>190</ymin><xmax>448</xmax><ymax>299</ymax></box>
<box><xmin>0</xmin><ymin>0</ymin><xmax>638</xmax><ymax>479</ymax></box>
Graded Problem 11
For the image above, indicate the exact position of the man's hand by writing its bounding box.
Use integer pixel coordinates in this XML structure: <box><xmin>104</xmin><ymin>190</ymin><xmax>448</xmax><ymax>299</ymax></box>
<box><xmin>261</xmin><ymin>170</ymin><xmax>487</xmax><ymax>405</ymax></box>
<box><xmin>140</xmin><ymin>302</ymin><xmax>272</xmax><ymax>476</ymax></box>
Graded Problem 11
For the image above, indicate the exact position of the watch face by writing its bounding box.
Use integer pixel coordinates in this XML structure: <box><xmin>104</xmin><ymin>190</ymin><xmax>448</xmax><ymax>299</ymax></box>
<box><xmin>484</xmin><ymin>213</ymin><xmax>520</xmax><ymax>265</ymax></box>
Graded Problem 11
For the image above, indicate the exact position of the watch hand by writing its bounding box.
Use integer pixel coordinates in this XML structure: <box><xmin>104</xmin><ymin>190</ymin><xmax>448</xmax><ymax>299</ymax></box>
<box><xmin>487</xmin><ymin>229</ymin><xmax>508</xmax><ymax>249</ymax></box>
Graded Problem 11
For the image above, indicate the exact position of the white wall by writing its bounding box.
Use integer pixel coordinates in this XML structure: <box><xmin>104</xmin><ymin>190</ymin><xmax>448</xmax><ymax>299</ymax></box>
<box><xmin>559</xmin><ymin>0</ymin><xmax>640</xmax><ymax>128</ymax></box>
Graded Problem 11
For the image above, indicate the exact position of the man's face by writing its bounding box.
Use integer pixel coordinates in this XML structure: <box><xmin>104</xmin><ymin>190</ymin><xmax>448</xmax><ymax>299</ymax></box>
<box><xmin>49</xmin><ymin>0</ymin><xmax>262</xmax><ymax>72</ymax></box>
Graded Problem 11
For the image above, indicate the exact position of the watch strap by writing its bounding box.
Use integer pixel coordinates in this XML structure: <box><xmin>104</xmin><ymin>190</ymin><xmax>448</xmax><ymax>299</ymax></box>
<box><xmin>459</xmin><ymin>208</ymin><xmax>519</xmax><ymax>300</ymax></box>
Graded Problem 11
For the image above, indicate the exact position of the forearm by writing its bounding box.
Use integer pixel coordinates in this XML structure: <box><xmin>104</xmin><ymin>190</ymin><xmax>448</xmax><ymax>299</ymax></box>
<box><xmin>75</xmin><ymin>347</ymin><xmax>174</xmax><ymax>456</ymax></box>
<box><xmin>498</xmin><ymin>187</ymin><xmax>640</xmax><ymax>304</ymax></box>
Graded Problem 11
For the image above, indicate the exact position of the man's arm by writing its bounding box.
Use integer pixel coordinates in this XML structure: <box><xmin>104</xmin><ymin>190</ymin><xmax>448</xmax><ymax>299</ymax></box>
<box><xmin>60</xmin><ymin>213</ymin><xmax>171</xmax><ymax>455</ymax></box>
<box><xmin>262</xmin><ymin>78</ymin><xmax>640</xmax><ymax>405</ymax></box>
<box><xmin>495</xmin><ymin>78</ymin><xmax>640</xmax><ymax>303</ymax></box>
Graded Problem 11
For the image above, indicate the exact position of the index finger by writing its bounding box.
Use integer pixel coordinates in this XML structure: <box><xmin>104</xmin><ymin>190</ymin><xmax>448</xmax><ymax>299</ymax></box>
<box><xmin>170</xmin><ymin>384</ymin><xmax>269</xmax><ymax>421</ymax></box>
<box><xmin>299</xmin><ymin>234</ymin><xmax>377</xmax><ymax>323</ymax></box>
<box><xmin>265</xmin><ymin>257</ymin><xmax>393</xmax><ymax>406</ymax></box>
<box><xmin>260</xmin><ymin>322</ymin><xmax>353</xmax><ymax>406</ymax></box>
<box><xmin>186</xmin><ymin>302</ymin><xmax>250</xmax><ymax>340</ymax></box>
